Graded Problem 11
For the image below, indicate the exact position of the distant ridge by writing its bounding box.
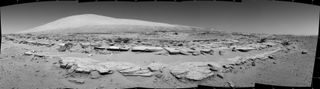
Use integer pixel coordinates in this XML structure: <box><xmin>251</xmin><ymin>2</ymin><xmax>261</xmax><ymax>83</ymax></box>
<box><xmin>19</xmin><ymin>14</ymin><xmax>202</xmax><ymax>34</ymax></box>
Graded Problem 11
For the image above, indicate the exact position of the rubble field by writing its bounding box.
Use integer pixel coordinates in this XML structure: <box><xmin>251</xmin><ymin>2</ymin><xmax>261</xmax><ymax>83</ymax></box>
<box><xmin>0</xmin><ymin>31</ymin><xmax>317</xmax><ymax>88</ymax></box>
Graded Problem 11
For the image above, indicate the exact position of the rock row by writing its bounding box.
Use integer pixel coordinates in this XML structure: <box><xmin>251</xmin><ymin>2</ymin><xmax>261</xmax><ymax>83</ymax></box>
<box><xmin>57</xmin><ymin>57</ymin><xmax>223</xmax><ymax>80</ymax></box>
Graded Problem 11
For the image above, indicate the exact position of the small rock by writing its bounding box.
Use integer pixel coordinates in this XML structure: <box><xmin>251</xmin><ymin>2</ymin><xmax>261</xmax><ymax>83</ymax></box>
<box><xmin>68</xmin><ymin>79</ymin><xmax>85</xmax><ymax>84</ymax></box>
<box><xmin>90</xmin><ymin>71</ymin><xmax>101</xmax><ymax>79</ymax></box>
<box><xmin>216</xmin><ymin>73</ymin><xmax>224</xmax><ymax>79</ymax></box>
<box><xmin>222</xmin><ymin>65</ymin><xmax>233</xmax><ymax>69</ymax></box>
<box><xmin>268</xmin><ymin>55</ymin><xmax>274</xmax><ymax>59</ymax></box>
<box><xmin>302</xmin><ymin>50</ymin><xmax>308</xmax><ymax>54</ymax></box>
<box><xmin>163</xmin><ymin>47</ymin><xmax>181</xmax><ymax>55</ymax></box>
<box><xmin>227</xmin><ymin>82</ymin><xmax>234</xmax><ymax>87</ymax></box>
<box><xmin>231</xmin><ymin>47</ymin><xmax>236</xmax><ymax>52</ymax></box>
<box><xmin>154</xmin><ymin>51</ymin><xmax>169</xmax><ymax>55</ymax></box>
<box><xmin>251</xmin><ymin>62</ymin><xmax>256</xmax><ymax>66</ymax></box>
<box><xmin>191</xmin><ymin>50</ymin><xmax>201</xmax><ymax>56</ymax></box>
<box><xmin>235</xmin><ymin>46</ymin><xmax>255</xmax><ymax>52</ymax></box>
<box><xmin>154</xmin><ymin>73</ymin><xmax>163</xmax><ymax>78</ymax></box>
<box><xmin>218</xmin><ymin>50</ymin><xmax>225</xmax><ymax>56</ymax></box>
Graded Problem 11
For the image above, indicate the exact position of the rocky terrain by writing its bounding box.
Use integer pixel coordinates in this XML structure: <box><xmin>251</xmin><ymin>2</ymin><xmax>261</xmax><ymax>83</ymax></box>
<box><xmin>0</xmin><ymin>14</ymin><xmax>317</xmax><ymax>89</ymax></box>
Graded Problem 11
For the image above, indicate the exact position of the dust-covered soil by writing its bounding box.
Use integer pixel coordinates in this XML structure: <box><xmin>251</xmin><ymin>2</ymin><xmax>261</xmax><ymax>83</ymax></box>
<box><xmin>0</xmin><ymin>31</ymin><xmax>317</xmax><ymax>89</ymax></box>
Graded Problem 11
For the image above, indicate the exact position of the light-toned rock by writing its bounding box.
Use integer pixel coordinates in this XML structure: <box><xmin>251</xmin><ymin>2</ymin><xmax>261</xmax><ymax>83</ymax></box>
<box><xmin>24</xmin><ymin>50</ymin><xmax>36</xmax><ymax>56</ymax></box>
<box><xmin>99</xmin><ymin>62</ymin><xmax>153</xmax><ymax>77</ymax></box>
<box><xmin>106</xmin><ymin>46</ymin><xmax>120</xmax><ymax>51</ymax></box>
<box><xmin>232</xmin><ymin>47</ymin><xmax>282</xmax><ymax>65</ymax></box>
<box><xmin>169</xmin><ymin>62</ymin><xmax>222</xmax><ymax>80</ymax></box>
<box><xmin>58</xmin><ymin>57</ymin><xmax>112</xmax><ymax>74</ymax></box>
<box><xmin>131</xmin><ymin>46</ymin><xmax>163</xmax><ymax>52</ymax></box>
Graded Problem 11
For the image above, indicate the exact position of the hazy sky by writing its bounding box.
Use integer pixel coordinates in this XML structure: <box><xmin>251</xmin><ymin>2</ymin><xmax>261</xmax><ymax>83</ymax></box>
<box><xmin>1</xmin><ymin>1</ymin><xmax>319</xmax><ymax>35</ymax></box>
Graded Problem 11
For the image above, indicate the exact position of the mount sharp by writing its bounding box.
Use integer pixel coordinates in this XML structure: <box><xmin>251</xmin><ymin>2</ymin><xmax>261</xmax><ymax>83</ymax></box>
<box><xmin>20</xmin><ymin>14</ymin><xmax>202</xmax><ymax>34</ymax></box>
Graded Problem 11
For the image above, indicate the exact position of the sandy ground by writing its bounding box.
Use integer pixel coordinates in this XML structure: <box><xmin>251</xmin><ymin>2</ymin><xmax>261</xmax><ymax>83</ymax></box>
<box><xmin>0</xmin><ymin>33</ymin><xmax>317</xmax><ymax>89</ymax></box>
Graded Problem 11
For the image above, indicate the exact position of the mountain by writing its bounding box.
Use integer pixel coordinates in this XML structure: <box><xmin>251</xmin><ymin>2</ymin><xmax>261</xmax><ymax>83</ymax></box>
<box><xmin>19</xmin><ymin>14</ymin><xmax>202</xmax><ymax>34</ymax></box>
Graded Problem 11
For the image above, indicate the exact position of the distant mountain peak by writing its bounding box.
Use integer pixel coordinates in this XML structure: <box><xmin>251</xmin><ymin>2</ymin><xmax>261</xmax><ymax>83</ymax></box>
<box><xmin>19</xmin><ymin>14</ymin><xmax>198</xmax><ymax>34</ymax></box>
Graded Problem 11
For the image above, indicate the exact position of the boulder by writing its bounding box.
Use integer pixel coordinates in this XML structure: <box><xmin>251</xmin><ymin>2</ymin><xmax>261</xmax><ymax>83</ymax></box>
<box><xmin>169</xmin><ymin>62</ymin><xmax>222</xmax><ymax>80</ymax></box>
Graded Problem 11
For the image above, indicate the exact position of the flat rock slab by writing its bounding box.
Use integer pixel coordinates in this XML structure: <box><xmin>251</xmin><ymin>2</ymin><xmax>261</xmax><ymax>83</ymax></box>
<box><xmin>59</xmin><ymin>57</ymin><xmax>154</xmax><ymax>76</ymax></box>
<box><xmin>68</xmin><ymin>78</ymin><xmax>85</xmax><ymax>84</ymax></box>
<box><xmin>234</xmin><ymin>47</ymin><xmax>256</xmax><ymax>52</ymax></box>
<box><xmin>163</xmin><ymin>47</ymin><xmax>181</xmax><ymax>54</ymax></box>
<box><xmin>58</xmin><ymin>57</ymin><xmax>112</xmax><ymax>74</ymax></box>
<box><xmin>131</xmin><ymin>46</ymin><xmax>164</xmax><ymax>52</ymax></box>
<box><xmin>147</xmin><ymin>63</ymin><xmax>167</xmax><ymax>72</ymax></box>
<box><xmin>169</xmin><ymin>62</ymin><xmax>222</xmax><ymax>80</ymax></box>
<box><xmin>105</xmin><ymin>46</ymin><xmax>130</xmax><ymax>51</ymax></box>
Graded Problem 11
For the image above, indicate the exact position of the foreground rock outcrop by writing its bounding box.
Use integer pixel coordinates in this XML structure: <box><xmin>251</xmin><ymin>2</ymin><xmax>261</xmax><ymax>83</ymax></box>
<box><xmin>169</xmin><ymin>62</ymin><xmax>222</xmax><ymax>80</ymax></box>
